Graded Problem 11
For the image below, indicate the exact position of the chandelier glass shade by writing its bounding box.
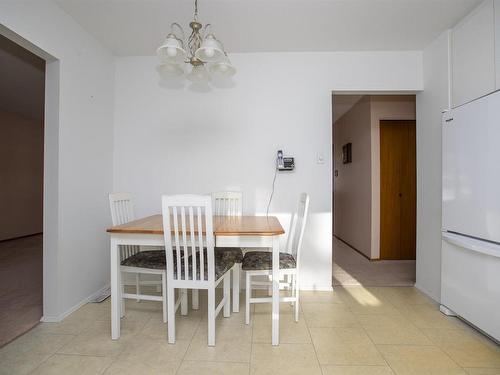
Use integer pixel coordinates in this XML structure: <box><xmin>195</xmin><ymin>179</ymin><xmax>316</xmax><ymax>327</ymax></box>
<box><xmin>156</xmin><ymin>0</ymin><xmax>235</xmax><ymax>81</ymax></box>
<box><xmin>187</xmin><ymin>65</ymin><xmax>211</xmax><ymax>83</ymax></box>
<box><xmin>209</xmin><ymin>54</ymin><xmax>236</xmax><ymax>76</ymax></box>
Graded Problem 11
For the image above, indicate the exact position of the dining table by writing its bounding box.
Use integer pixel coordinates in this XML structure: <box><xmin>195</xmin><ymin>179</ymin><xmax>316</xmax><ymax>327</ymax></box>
<box><xmin>106</xmin><ymin>214</ymin><xmax>285</xmax><ymax>345</ymax></box>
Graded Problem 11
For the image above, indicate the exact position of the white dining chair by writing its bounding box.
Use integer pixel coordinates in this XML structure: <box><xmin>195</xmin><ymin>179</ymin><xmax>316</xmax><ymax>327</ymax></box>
<box><xmin>212</xmin><ymin>191</ymin><xmax>243</xmax><ymax>217</ymax></box>
<box><xmin>191</xmin><ymin>191</ymin><xmax>244</xmax><ymax>312</ymax></box>
<box><xmin>109</xmin><ymin>192</ymin><xmax>168</xmax><ymax>322</ymax></box>
<box><xmin>209</xmin><ymin>192</ymin><xmax>244</xmax><ymax>312</ymax></box>
<box><xmin>243</xmin><ymin>193</ymin><xmax>310</xmax><ymax>324</ymax></box>
<box><xmin>162</xmin><ymin>194</ymin><xmax>233</xmax><ymax>346</ymax></box>
<box><xmin>109</xmin><ymin>193</ymin><xmax>143</xmax><ymax>301</ymax></box>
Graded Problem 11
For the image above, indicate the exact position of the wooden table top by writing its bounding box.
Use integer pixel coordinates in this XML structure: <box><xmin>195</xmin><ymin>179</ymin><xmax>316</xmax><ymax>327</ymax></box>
<box><xmin>106</xmin><ymin>215</ymin><xmax>285</xmax><ymax>236</ymax></box>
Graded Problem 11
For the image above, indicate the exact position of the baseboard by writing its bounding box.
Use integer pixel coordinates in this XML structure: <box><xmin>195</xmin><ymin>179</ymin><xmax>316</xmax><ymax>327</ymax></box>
<box><xmin>39</xmin><ymin>282</ymin><xmax>334</xmax><ymax>323</ymax></box>
<box><xmin>0</xmin><ymin>232</ymin><xmax>43</xmax><ymax>243</ymax></box>
<box><xmin>299</xmin><ymin>285</ymin><xmax>334</xmax><ymax>291</ymax></box>
<box><xmin>414</xmin><ymin>283</ymin><xmax>440</xmax><ymax>303</ymax></box>
<box><xmin>41</xmin><ymin>284</ymin><xmax>110</xmax><ymax>323</ymax></box>
<box><xmin>235</xmin><ymin>282</ymin><xmax>333</xmax><ymax>292</ymax></box>
<box><xmin>334</xmin><ymin>235</ymin><xmax>373</xmax><ymax>260</ymax></box>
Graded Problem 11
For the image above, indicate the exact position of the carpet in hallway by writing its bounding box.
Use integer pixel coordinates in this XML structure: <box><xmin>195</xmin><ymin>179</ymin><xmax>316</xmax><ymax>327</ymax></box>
<box><xmin>0</xmin><ymin>235</ymin><xmax>43</xmax><ymax>347</ymax></box>
<box><xmin>333</xmin><ymin>236</ymin><xmax>416</xmax><ymax>287</ymax></box>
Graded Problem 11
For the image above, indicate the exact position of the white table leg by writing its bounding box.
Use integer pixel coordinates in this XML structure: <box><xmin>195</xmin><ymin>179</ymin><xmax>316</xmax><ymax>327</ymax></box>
<box><xmin>111</xmin><ymin>237</ymin><xmax>120</xmax><ymax>340</ymax></box>
<box><xmin>223</xmin><ymin>273</ymin><xmax>231</xmax><ymax>317</ymax></box>
<box><xmin>181</xmin><ymin>289</ymin><xmax>188</xmax><ymax>315</ymax></box>
<box><xmin>272</xmin><ymin>235</ymin><xmax>280</xmax><ymax>345</ymax></box>
<box><xmin>192</xmin><ymin>289</ymin><xmax>199</xmax><ymax>310</ymax></box>
<box><xmin>245</xmin><ymin>272</ymin><xmax>251</xmax><ymax>325</ymax></box>
<box><xmin>232</xmin><ymin>263</ymin><xmax>240</xmax><ymax>312</ymax></box>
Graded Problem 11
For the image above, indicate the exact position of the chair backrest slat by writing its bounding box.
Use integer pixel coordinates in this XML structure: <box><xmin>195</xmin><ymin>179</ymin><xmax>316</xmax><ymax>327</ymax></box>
<box><xmin>211</xmin><ymin>191</ymin><xmax>242</xmax><ymax>217</ymax></box>
<box><xmin>180</xmin><ymin>207</ymin><xmax>188</xmax><ymax>280</ymax></box>
<box><xmin>162</xmin><ymin>195</ymin><xmax>215</xmax><ymax>285</ymax></box>
<box><xmin>197</xmin><ymin>206</ymin><xmax>204</xmax><ymax>281</ymax></box>
<box><xmin>285</xmin><ymin>193</ymin><xmax>310</xmax><ymax>268</ymax></box>
<box><xmin>172</xmin><ymin>207</ymin><xmax>182</xmax><ymax>279</ymax></box>
<box><xmin>188</xmin><ymin>207</ymin><xmax>197</xmax><ymax>281</ymax></box>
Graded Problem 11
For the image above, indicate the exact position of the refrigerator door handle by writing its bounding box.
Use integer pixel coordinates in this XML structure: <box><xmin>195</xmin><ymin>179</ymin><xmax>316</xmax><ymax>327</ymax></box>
<box><xmin>442</xmin><ymin>232</ymin><xmax>500</xmax><ymax>259</ymax></box>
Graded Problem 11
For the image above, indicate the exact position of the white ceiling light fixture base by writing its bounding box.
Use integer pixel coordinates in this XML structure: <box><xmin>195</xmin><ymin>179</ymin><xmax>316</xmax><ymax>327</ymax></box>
<box><xmin>156</xmin><ymin>0</ymin><xmax>235</xmax><ymax>83</ymax></box>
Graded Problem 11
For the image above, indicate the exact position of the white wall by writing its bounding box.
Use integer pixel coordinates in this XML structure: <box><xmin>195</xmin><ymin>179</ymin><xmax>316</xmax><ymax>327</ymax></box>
<box><xmin>415</xmin><ymin>31</ymin><xmax>452</xmax><ymax>301</ymax></box>
<box><xmin>0</xmin><ymin>0</ymin><xmax>115</xmax><ymax>319</ymax></box>
<box><xmin>113</xmin><ymin>52</ymin><xmax>422</xmax><ymax>290</ymax></box>
<box><xmin>452</xmin><ymin>0</ymin><xmax>496</xmax><ymax>107</ymax></box>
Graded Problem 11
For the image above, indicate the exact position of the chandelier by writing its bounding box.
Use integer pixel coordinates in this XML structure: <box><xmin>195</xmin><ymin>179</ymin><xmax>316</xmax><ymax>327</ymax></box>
<box><xmin>156</xmin><ymin>0</ymin><xmax>236</xmax><ymax>82</ymax></box>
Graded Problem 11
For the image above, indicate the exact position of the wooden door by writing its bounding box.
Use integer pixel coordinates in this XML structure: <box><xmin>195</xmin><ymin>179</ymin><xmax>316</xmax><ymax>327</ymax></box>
<box><xmin>380</xmin><ymin>120</ymin><xmax>416</xmax><ymax>260</ymax></box>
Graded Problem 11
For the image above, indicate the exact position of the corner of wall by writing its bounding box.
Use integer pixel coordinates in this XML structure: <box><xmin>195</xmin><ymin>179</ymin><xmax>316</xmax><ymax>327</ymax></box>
<box><xmin>369</xmin><ymin>97</ymin><xmax>379</xmax><ymax>260</ymax></box>
<box><xmin>446</xmin><ymin>29</ymin><xmax>453</xmax><ymax>110</ymax></box>
<box><xmin>415</xmin><ymin>28</ymin><xmax>452</xmax><ymax>303</ymax></box>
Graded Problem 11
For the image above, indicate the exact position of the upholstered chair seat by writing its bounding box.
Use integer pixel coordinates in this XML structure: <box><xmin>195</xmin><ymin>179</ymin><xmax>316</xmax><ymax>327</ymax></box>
<box><xmin>121</xmin><ymin>249</ymin><xmax>236</xmax><ymax>281</ymax></box>
<box><xmin>242</xmin><ymin>251</ymin><xmax>296</xmax><ymax>271</ymax></box>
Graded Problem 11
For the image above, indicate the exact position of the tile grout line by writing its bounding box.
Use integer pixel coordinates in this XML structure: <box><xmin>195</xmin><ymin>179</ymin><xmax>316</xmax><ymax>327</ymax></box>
<box><xmin>302</xmin><ymin>301</ymin><xmax>327</xmax><ymax>375</ymax></box>
<box><xmin>353</xmin><ymin>289</ymin><xmax>485</xmax><ymax>373</ymax></box>
<box><xmin>174</xmin><ymin>308</ymin><xmax>202</xmax><ymax>375</ymax></box>
<box><xmin>101</xmin><ymin>352</ymin><xmax>118</xmax><ymax>375</ymax></box>
<box><xmin>417</xmin><ymin>322</ymin><xmax>472</xmax><ymax>371</ymax></box>
<box><xmin>26</xmin><ymin>352</ymin><xmax>54</xmax><ymax>375</ymax></box>
<box><xmin>25</xmin><ymin>331</ymin><xmax>82</xmax><ymax>374</ymax></box>
<box><xmin>102</xmin><ymin>312</ymin><xmax>153</xmax><ymax>374</ymax></box>
<box><xmin>347</xmin><ymin>298</ymin><xmax>398</xmax><ymax>374</ymax></box>
<box><xmin>181</xmin><ymin>358</ymin><xmax>251</xmax><ymax>364</ymax></box>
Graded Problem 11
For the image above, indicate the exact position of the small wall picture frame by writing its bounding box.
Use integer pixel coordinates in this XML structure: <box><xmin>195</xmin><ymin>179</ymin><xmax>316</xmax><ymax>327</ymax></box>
<box><xmin>342</xmin><ymin>143</ymin><xmax>352</xmax><ymax>164</ymax></box>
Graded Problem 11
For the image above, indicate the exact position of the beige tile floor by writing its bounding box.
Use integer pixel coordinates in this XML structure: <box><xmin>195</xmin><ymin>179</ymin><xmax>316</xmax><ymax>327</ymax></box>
<box><xmin>0</xmin><ymin>286</ymin><xmax>499</xmax><ymax>375</ymax></box>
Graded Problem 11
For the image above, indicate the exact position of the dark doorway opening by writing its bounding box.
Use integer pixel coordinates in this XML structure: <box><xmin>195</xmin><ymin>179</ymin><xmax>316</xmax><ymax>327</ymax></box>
<box><xmin>332</xmin><ymin>94</ymin><xmax>417</xmax><ymax>287</ymax></box>
<box><xmin>0</xmin><ymin>34</ymin><xmax>45</xmax><ymax>347</ymax></box>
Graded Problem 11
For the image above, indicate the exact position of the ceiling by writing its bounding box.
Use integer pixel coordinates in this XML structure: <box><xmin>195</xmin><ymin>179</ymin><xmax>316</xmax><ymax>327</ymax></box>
<box><xmin>55</xmin><ymin>0</ymin><xmax>482</xmax><ymax>56</ymax></box>
<box><xmin>332</xmin><ymin>95</ymin><xmax>364</xmax><ymax>123</ymax></box>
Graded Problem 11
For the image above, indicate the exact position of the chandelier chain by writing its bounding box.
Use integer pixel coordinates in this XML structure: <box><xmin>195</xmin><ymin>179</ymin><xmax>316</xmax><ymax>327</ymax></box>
<box><xmin>188</xmin><ymin>28</ymin><xmax>203</xmax><ymax>58</ymax></box>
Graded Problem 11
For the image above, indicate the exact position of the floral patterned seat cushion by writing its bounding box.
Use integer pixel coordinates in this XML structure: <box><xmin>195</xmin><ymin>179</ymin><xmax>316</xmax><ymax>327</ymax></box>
<box><xmin>121</xmin><ymin>250</ymin><xmax>167</xmax><ymax>269</ymax></box>
<box><xmin>215</xmin><ymin>247</ymin><xmax>243</xmax><ymax>263</ymax></box>
<box><xmin>181</xmin><ymin>249</ymin><xmax>235</xmax><ymax>280</ymax></box>
<box><xmin>120</xmin><ymin>249</ymin><xmax>234</xmax><ymax>280</ymax></box>
<box><xmin>242</xmin><ymin>251</ymin><xmax>296</xmax><ymax>271</ymax></box>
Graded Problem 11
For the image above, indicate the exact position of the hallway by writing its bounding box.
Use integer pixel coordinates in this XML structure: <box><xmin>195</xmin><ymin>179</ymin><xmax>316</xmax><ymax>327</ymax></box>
<box><xmin>333</xmin><ymin>236</ymin><xmax>416</xmax><ymax>287</ymax></box>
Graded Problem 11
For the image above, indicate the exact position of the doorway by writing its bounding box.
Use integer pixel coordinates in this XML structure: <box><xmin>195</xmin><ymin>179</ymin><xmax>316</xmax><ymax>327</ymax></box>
<box><xmin>0</xmin><ymin>34</ymin><xmax>45</xmax><ymax>347</ymax></box>
<box><xmin>332</xmin><ymin>94</ymin><xmax>417</xmax><ymax>286</ymax></box>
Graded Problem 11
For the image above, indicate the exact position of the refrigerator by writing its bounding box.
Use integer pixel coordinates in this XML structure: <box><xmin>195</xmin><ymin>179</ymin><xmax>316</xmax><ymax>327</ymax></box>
<box><xmin>442</xmin><ymin>89</ymin><xmax>500</xmax><ymax>342</ymax></box>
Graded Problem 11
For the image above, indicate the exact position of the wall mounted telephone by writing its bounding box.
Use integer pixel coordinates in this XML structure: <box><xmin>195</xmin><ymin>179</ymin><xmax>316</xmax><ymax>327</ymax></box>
<box><xmin>276</xmin><ymin>150</ymin><xmax>295</xmax><ymax>171</ymax></box>
<box><xmin>267</xmin><ymin>149</ymin><xmax>295</xmax><ymax>216</ymax></box>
